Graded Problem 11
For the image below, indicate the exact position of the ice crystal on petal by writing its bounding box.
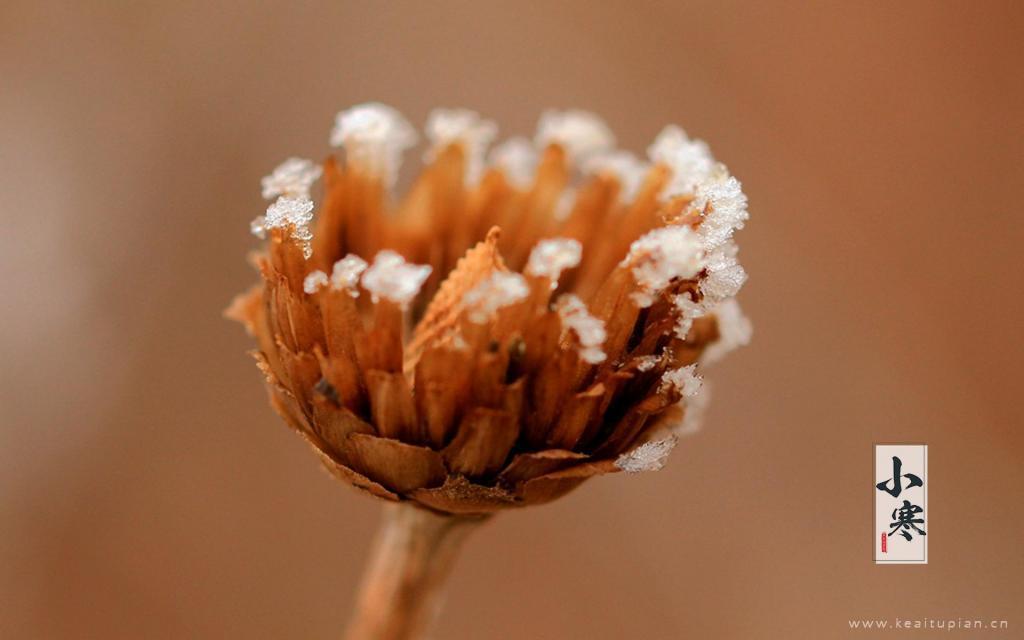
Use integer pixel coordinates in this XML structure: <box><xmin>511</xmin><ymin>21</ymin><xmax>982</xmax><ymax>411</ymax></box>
<box><xmin>303</xmin><ymin>270</ymin><xmax>328</xmax><ymax>294</ymax></box>
<box><xmin>555</xmin><ymin>294</ymin><xmax>607</xmax><ymax>364</ymax></box>
<box><xmin>535</xmin><ymin>109</ymin><xmax>615</xmax><ymax>162</ymax></box>
<box><xmin>463</xmin><ymin>271</ymin><xmax>529</xmax><ymax>324</ymax></box>
<box><xmin>330</xmin><ymin>254</ymin><xmax>368</xmax><ymax>295</ymax></box>
<box><xmin>660</xmin><ymin>364</ymin><xmax>702</xmax><ymax>397</ymax></box>
<box><xmin>694</xmin><ymin>171</ymin><xmax>748</xmax><ymax>251</ymax></box>
<box><xmin>261</xmin><ymin>157</ymin><xmax>322</xmax><ymax>200</ymax></box>
<box><xmin>488</xmin><ymin>137</ymin><xmax>536</xmax><ymax>188</ymax></box>
<box><xmin>361</xmin><ymin>250</ymin><xmax>432</xmax><ymax>307</ymax></box>
<box><xmin>635</xmin><ymin>355</ymin><xmax>660</xmax><ymax>372</ymax></box>
<box><xmin>264</xmin><ymin>195</ymin><xmax>316</xmax><ymax>258</ymax></box>
<box><xmin>250</xmin><ymin>216</ymin><xmax>267</xmax><ymax>239</ymax></box>
<box><xmin>424</xmin><ymin>108</ymin><xmax>498</xmax><ymax>184</ymax></box>
<box><xmin>525</xmin><ymin>238</ymin><xmax>582</xmax><ymax>285</ymax></box>
<box><xmin>700</xmin><ymin>242</ymin><xmax>747</xmax><ymax>303</ymax></box>
<box><xmin>675</xmin><ymin>383</ymin><xmax>711</xmax><ymax>436</ymax></box>
<box><xmin>648</xmin><ymin>125</ymin><xmax>715</xmax><ymax>197</ymax></box>
<box><xmin>702</xmin><ymin>299</ymin><xmax>753</xmax><ymax>365</ymax></box>
<box><xmin>673</xmin><ymin>291</ymin><xmax>705</xmax><ymax>339</ymax></box>
<box><xmin>553</xmin><ymin>191</ymin><xmax>575</xmax><ymax>222</ymax></box>
<box><xmin>330</xmin><ymin>103</ymin><xmax>418</xmax><ymax>188</ymax></box>
<box><xmin>584</xmin><ymin>151</ymin><xmax>648</xmax><ymax>203</ymax></box>
<box><xmin>615</xmin><ymin>435</ymin><xmax>678</xmax><ymax>473</ymax></box>
<box><xmin>622</xmin><ymin>226</ymin><xmax>704</xmax><ymax>307</ymax></box>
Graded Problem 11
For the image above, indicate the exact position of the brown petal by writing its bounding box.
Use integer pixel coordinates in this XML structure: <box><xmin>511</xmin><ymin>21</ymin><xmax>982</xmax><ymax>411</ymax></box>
<box><xmin>414</xmin><ymin>345</ymin><xmax>473</xmax><ymax>448</ymax></box>
<box><xmin>497</xmin><ymin>449</ymin><xmax>589</xmax><ymax>488</ymax></box>
<box><xmin>310</xmin><ymin>396</ymin><xmax>375</xmax><ymax>462</ymax></box>
<box><xmin>345</xmin><ymin>433</ymin><xmax>447</xmax><ymax>494</ymax></box>
<box><xmin>410</xmin><ymin>475</ymin><xmax>517</xmax><ymax>515</ymax></box>
<box><xmin>545</xmin><ymin>383</ymin><xmax>607</xmax><ymax>449</ymax></box>
<box><xmin>357</xmin><ymin>299</ymin><xmax>404</xmax><ymax>373</ymax></box>
<box><xmin>312</xmin><ymin>448</ymin><xmax>399</xmax><ymax>502</ymax></box>
<box><xmin>594</xmin><ymin>392</ymin><xmax>672</xmax><ymax>457</ymax></box>
<box><xmin>442</xmin><ymin>408</ymin><xmax>519</xmax><ymax>479</ymax></box>
<box><xmin>365</xmin><ymin>370</ymin><xmax>420</xmax><ymax>442</ymax></box>
<box><xmin>519</xmin><ymin>459</ymin><xmax>619</xmax><ymax>506</ymax></box>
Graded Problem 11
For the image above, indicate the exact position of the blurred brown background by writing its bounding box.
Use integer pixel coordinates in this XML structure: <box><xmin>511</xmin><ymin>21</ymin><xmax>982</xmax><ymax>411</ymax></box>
<box><xmin>2</xmin><ymin>1</ymin><xmax>1022</xmax><ymax>638</ymax></box>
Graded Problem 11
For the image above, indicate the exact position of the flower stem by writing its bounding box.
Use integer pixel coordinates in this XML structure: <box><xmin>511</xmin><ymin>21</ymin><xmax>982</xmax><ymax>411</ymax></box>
<box><xmin>344</xmin><ymin>502</ymin><xmax>487</xmax><ymax>640</ymax></box>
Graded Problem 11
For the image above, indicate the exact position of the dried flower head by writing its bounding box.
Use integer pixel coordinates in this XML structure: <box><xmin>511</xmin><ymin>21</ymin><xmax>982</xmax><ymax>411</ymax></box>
<box><xmin>227</xmin><ymin>103</ymin><xmax>752</xmax><ymax>515</ymax></box>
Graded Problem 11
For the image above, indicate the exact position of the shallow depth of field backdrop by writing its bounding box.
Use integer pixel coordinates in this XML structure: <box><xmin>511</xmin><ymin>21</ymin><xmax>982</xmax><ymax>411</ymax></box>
<box><xmin>2</xmin><ymin>2</ymin><xmax>1022</xmax><ymax>638</ymax></box>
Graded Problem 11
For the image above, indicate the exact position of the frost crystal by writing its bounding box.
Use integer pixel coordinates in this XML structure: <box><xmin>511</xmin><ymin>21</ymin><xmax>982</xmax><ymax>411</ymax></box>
<box><xmin>676</xmin><ymin>383</ymin><xmax>711</xmax><ymax>436</ymax></box>
<box><xmin>488</xmin><ymin>137</ymin><xmax>536</xmax><ymax>188</ymax></box>
<box><xmin>330</xmin><ymin>254</ymin><xmax>368</xmax><ymax>295</ymax></box>
<box><xmin>303</xmin><ymin>270</ymin><xmax>328</xmax><ymax>294</ymax></box>
<box><xmin>694</xmin><ymin>171</ymin><xmax>748</xmax><ymax>251</ymax></box>
<box><xmin>261</xmin><ymin>157</ymin><xmax>322</xmax><ymax>200</ymax></box>
<box><xmin>463</xmin><ymin>271</ymin><xmax>529</xmax><ymax>324</ymax></box>
<box><xmin>264</xmin><ymin>195</ymin><xmax>316</xmax><ymax>258</ymax></box>
<box><xmin>634</xmin><ymin>355</ymin><xmax>660</xmax><ymax>372</ymax></box>
<box><xmin>330</xmin><ymin>103</ymin><xmax>418</xmax><ymax>188</ymax></box>
<box><xmin>535</xmin><ymin>109</ymin><xmax>615</xmax><ymax>162</ymax></box>
<box><xmin>673</xmin><ymin>291</ymin><xmax>705</xmax><ymax>339</ymax></box>
<box><xmin>526</xmin><ymin>238</ymin><xmax>582</xmax><ymax>285</ymax></box>
<box><xmin>660</xmin><ymin>364</ymin><xmax>702</xmax><ymax>397</ymax></box>
<box><xmin>361</xmin><ymin>250</ymin><xmax>432</xmax><ymax>307</ymax></box>
<box><xmin>700</xmin><ymin>241</ymin><xmax>747</xmax><ymax>303</ymax></box>
<box><xmin>622</xmin><ymin>226</ymin><xmax>705</xmax><ymax>307</ymax></box>
<box><xmin>250</xmin><ymin>216</ymin><xmax>267</xmax><ymax>239</ymax></box>
<box><xmin>424</xmin><ymin>108</ymin><xmax>498</xmax><ymax>184</ymax></box>
<box><xmin>647</xmin><ymin>125</ymin><xmax>715</xmax><ymax>197</ymax></box>
<box><xmin>584</xmin><ymin>151</ymin><xmax>648</xmax><ymax>203</ymax></box>
<box><xmin>555</xmin><ymin>294</ymin><xmax>607</xmax><ymax>364</ymax></box>
<box><xmin>615</xmin><ymin>435</ymin><xmax>678</xmax><ymax>473</ymax></box>
<box><xmin>702</xmin><ymin>299</ymin><xmax>753</xmax><ymax>365</ymax></box>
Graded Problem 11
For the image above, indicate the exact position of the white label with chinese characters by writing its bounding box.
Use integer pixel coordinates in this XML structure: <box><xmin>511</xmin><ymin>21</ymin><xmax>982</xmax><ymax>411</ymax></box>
<box><xmin>874</xmin><ymin>444</ymin><xmax>928</xmax><ymax>564</ymax></box>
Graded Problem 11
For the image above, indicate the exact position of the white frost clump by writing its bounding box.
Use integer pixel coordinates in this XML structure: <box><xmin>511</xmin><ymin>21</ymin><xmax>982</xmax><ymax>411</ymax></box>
<box><xmin>555</xmin><ymin>294</ymin><xmax>607</xmax><ymax>364</ymax></box>
<box><xmin>583</xmin><ymin>151</ymin><xmax>649</xmax><ymax>203</ymax></box>
<box><xmin>526</xmin><ymin>238</ymin><xmax>582</xmax><ymax>286</ymax></box>
<box><xmin>488</xmin><ymin>137</ymin><xmax>536</xmax><ymax>188</ymax></box>
<box><xmin>700</xmin><ymin>241</ymin><xmax>747</xmax><ymax>303</ymax></box>
<box><xmin>303</xmin><ymin>270</ymin><xmax>329</xmax><ymax>294</ymax></box>
<box><xmin>424</xmin><ymin>108</ymin><xmax>498</xmax><ymax>184</ymax></box>
<box><xmin>660</xmin><ymin>364</ymin><xmax>703</xmax><ymax>397</ymax></box>
<box><xmin>261</xmin><ymin>157</ymin><xmax>322</xmax><ymax>200</ymax></box>
<box><xmin>256</xmin><ymin>195</ymin><xmax>316</xmax><ymax>258</ymax></box>
<box><xmin>329</xmin><ymin>254</ymin><xmax>368</xmax><ymax>295</ymax></box>
<box><xmin>463</xmin><ymin>271</ymin><xmax>529</xmax><ymax>323</ymax></box>
<box><xmin>622</xmin><ymin>226</ymin><xmax>705</xmax><ymax>307</ymax></box>
<box><xmin>615</xmin><ymin>435</ymin><xmax>678</xmax><ymax>473</ymax></box>
<box><xmin>701</xmin><ymin>299</ymin><xmax>753</xmax><ymax>365</ymax></box>
<box><xmin>647</xmin><ymin>125</ymin><xmax>715</xmax><ymax>197</ymax></box>
<box><xmin>693</xmin><ymin>171</ymin><xmax>748</xmax><ymax>251</ymax></box>
<box><xmin>676</xmin><ymin>383</ymin><xmax>711</xmax><ymax>436</ymax></box>
<box><xmin>673</xmin><ymin>291</ymin><xmax>705</xmax><ymax>339</ymax></box>
<box><xmin>361</xmin><ymin>250</ymin><xmax>432</xmax><ymax>307</ymax></box>
<box><xmin>535</xmin><ymin>109</ymin><xmax>615</xmax><ymax>162</ymax></box>
<box><xmin>634</xmin><ymin>355</ymin><xmax>660</xmax><ymax>372</ymax></box>
<box><xmin>330</xmin><ymin>103</ymin><xmax>418</xmax><ymax>188</ymax></box>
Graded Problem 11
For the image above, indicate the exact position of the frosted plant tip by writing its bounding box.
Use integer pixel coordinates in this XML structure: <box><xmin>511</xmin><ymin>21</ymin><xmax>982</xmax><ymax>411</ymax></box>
<box><xmin>701</xmin><ymin>299</ymin><xmax>753</xmax><ymax>365</ymax></box>
<box><xmin>555</xmin><ymin>294</ymin><xmax>607</xmax><ymax>364</ymax></box>
<box><xmin>261</xmin><ymin>157</ymin><xmax>322</xmax><ymax>200</ymax></box>
<box><xmin>330</xmin><ymin>103</ymin><xmax>418</xmax><ymax>188</ymax></box>
<box><xmin>488</xmin><ymin>137</ymin><xmax>536</xmax><ymax>188</ymax></box>
<box><xmin>425</xmin><ymin>108</ymin><xmax>498</xmax><ymax>184</ymax></box>
<box><xmin>361</xmin><ymin>250</ymin><xmax>432</xmax><ymax>307</ymax></box>
<box><xmin>673</xmin><ymin>292</ymin><xmax>705</xmax><ymax>339</ymax></box>
<box><xmin>264</xmin><ymin>195</ymin><xmax>316</xmax><ymax>258</ymax></box>
<box><xmin>583</xmin><ymin>151</ymin><xmax>648</xmax><ymax>203</ymax></box>
<box><xmin>330</xmin><ymin>254</ymin><xmax>368</xmax><ymax>295</ymax></box>
<box><xmin>463</xmin><ymin>271</ymin><xmax>529</xmax><ymax>324</ymax></box>
<box><xmin>526</xmin><ymin>238</ymin><xmax>582</xmax><ymax>286</ymax></box>
<box><xmin>615</xmin><ymin>435</ymin><xmax>678</xmax><ymax>473</ymax></box>
<box><xmin>648</xmin><ymin>125</ymin><xmax>714</xmax><ymax>197</ymax></box>
<box><xmin>622</xmin><ymin>226</ymin><xmax>705</xmax><ymax>307</ymax></box>
<box><xmin>535</xmin><ymin>109</ymin><xmax>614</xmax><ymax>162</ymax></box>
<box><xmin>700</xmin><ymin>242</ymin><xmax>747</xmax><ymax>303</ymax></box>
<box><xmin>693</xmin><ymin>172</ymin><xmax>748</xmax><ymax>251</ymax></box>
<box><xmin>660</xmin><ymin>364</ymin><xmax>702</xmax><ymax>397</ymax></box>
<box><xmin>303</xmin><ymin>270</ymin><xmax>328</xmax><ymax>295</ymax></box>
